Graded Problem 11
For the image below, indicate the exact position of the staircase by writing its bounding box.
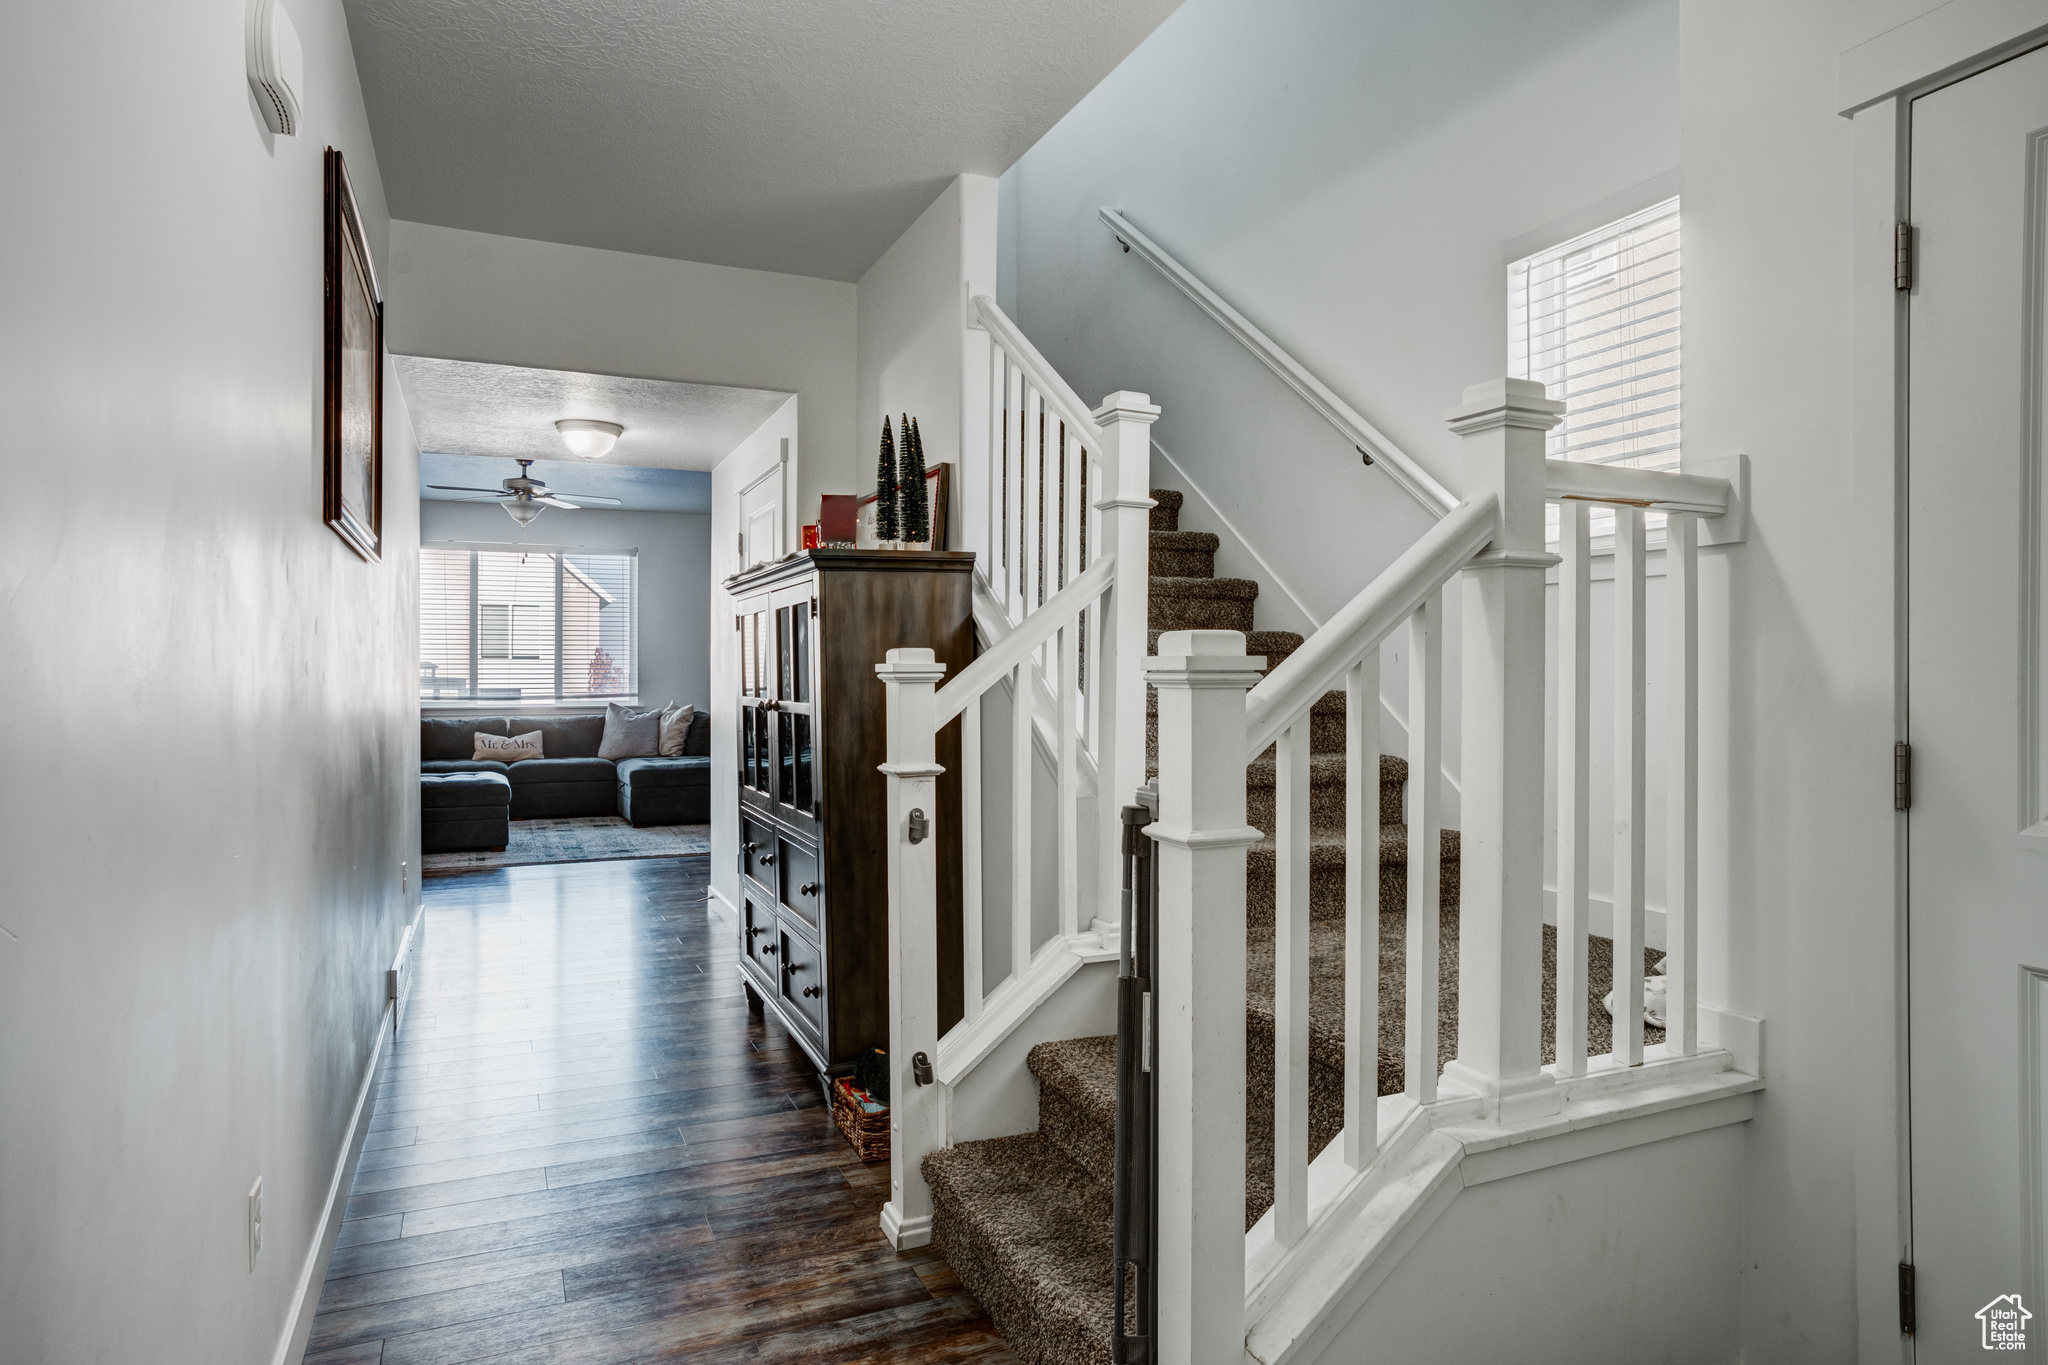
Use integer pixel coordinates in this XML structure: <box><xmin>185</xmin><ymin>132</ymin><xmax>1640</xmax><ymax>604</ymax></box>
<box><xmin>920</xmin><ymin>487</ymin><xmax>1667</xmax><ymax>1365</ymax></box>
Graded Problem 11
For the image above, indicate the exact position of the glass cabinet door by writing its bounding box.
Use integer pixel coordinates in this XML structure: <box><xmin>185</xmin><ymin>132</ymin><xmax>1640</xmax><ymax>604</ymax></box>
<box><xmin>768</xmin><ymin>582</ymin><xmax>817</xmax><ymax>833</ymax></box>
<box><xmin>736</xmin><ymin>595</ymin><xmax>774</xmax><ymax>806</ymax></box>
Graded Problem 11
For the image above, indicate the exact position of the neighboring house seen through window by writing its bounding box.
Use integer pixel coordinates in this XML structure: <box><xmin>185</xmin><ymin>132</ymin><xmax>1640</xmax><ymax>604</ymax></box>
<box><xmin>419</xmin><ymin>545</ymin><xmax>638</xmax><ymax>702</ymax></box>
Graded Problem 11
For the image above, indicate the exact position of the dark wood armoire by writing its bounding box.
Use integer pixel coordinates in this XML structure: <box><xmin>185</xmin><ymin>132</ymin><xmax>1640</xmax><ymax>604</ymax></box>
<box><xmin>726</xmin><ymin>548</ymin><xmax>974</xmax><ymax>1077</ymax></box>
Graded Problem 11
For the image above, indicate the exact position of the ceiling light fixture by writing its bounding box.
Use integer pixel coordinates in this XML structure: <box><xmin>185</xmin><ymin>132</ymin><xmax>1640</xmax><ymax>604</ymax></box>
<box><xmin>504</xmin><ymin>500</ymin><xmax>544</xmax><ymax>526</ymax></box>
<box><xmin>556</xmin><ymin>419</ymin><xmax>623</xmax><ymax>459</ymax></box>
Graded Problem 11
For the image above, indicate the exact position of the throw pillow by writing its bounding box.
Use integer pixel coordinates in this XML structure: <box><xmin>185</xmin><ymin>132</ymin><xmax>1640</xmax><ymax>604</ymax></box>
<box><xmin>658</xmin><ymin>704</ymin><xmax>696</xmax><ymax>758</ymax></box>
<box><xmin>475</xmin><ymin>730</ymin><xmax>543</xmax><ymax>763</ymax></box>
<box><xmin>598</xmin><ymin>702</ymin><xmax>663</xmax><ymax>760</ymax></box>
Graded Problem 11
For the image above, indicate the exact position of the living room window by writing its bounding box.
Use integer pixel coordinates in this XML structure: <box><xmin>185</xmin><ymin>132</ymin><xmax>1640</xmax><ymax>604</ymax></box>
<box><xmin>420</xmin><ymin>544</ymin><xmax>638</xmax><ymax>703</ymax></box>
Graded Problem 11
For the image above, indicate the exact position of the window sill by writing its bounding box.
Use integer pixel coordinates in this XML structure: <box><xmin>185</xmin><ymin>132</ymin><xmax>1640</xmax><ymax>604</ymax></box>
<box><xmin>421</xmin><ymin>699</ymin><xmax>636</xmax><ymax>714</ymax></box>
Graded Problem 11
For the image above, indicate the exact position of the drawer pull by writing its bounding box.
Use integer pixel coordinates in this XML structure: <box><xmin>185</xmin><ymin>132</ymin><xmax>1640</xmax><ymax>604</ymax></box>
<box><xmin>802</xmin><ymin>985</ymin><xmax>820</xmax><ymax>999</ymax></box>
<box><xmin>762</xmin><ymin>943</ymin><xmax>778</xmax><ymax>957</ymax></box>
<box><xmin>758</xmin><ymin>853</ymin><xmax>776</xmax><ymax>866</ymax></box>
<box><xmin>741</xmin><ymin>841</ymin><xmax>759</xmax><ymax>853</ymax></box>
<box><xmin>799</xmin><ymin>882</ymin><xmax>819</xmax><ymax>897</ymax></box>
<box><xmin>785</xmin><ymin>961</ymin><xmax>805</xmax><ymax>973</ymax></box>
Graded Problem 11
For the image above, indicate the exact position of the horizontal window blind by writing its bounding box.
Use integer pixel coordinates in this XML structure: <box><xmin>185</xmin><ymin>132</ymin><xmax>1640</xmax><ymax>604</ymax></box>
<box><xmin>419</xmin><ymin>545</ymin><xmax>637</xmax><ymax>703</ymax></box>
<box><xmin>1509</xmin><ymin>196</ymin><xmax>1680</xmax><ymax>473</ymax></box>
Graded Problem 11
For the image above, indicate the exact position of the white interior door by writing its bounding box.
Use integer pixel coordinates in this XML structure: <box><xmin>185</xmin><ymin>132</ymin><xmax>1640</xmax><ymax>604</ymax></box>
<box><xmin>1908</xmin><ymin>42</ymin><xmax>2048</xmax><ymax>1358</ymax></box>
<box><xmin>740</xmin><ymin>468</ymin><xmax>780</xmax><ymax>570</ymax></box>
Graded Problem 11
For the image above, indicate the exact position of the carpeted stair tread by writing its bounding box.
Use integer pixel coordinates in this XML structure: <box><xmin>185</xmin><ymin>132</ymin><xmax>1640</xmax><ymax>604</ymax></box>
<box><xmin>1149</xmin><ymin>488</ymin><xmax>1184</xmax><ymax>532</ymax></box>
<box><xmin>1150</xmin><ymin>530</ymin><xmax>1221</xmax><ymax>580</ymax></box>
<box><xmin>923</xmin><ymin>1133</ymin><xmax>1117</xmax><ymax>1365</ymax></box>
<box><xmin>1028</xmin><ymin>1037</ymin><xmax>1119</xmax><ymax>1186</ymax></box>
<box><xmin>1149</xmin><ymin>576</ymin><xmax>1259</xmax><ymax>634</ymax></box>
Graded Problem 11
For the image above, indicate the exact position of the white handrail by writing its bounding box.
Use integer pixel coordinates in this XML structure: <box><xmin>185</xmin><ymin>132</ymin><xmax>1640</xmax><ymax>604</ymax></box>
<box><xmin>937</xmin><ymin>555</ymin><xmax>1115</xmax><ymax>727</ymax></box>
<box><xmin>1242</xmin><ymin>495</ymin><xmax>1497</xmax><ymax>757</ymax></box>
<box><xmin>1101</xmin><ymin>206</ymin><xmax>1458</xmax><ymax>518</ymax></box>
<box><xmin>1546</xmin><ymin>459</ymin><xmax>1731</xmax><ymax>514</ymax></box>
<box><xmin>972</xmin><ymin>295</ymin><xmax>1109</xmax><ymax>460</ymax></box>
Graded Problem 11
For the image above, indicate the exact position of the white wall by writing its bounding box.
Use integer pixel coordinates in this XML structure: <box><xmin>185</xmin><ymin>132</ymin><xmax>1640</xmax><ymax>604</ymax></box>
<box><xmin>709</xmin><ymin>400</ymin><xmax>800</xmax><ymax>917</ymax></box>
<box><xmin>856</xmin><ymin>173</ymin><xmax>999</xmax><ymax>555</ymax></box>
<box><xmin>419</xmin><ymin>502</ymin><xmax>713</xmax><ymax>711</ymax></box>
<box><xmin>384</xmin><ymin>220</ymin><xmax>858</xmax><ymax>527</ymax></box>
<box><xmin>1002</xmin><ymin>0</ymin><xmax>1682</xmax><ymax>619</ymax></box>
<box><xmin>1318</xmin><ymin>1126</ymin><xmax>1747</xmax><ymax>1364</ymax></box>
<box><xmin>0</xmin><ymin>2</ymin><xmax>419</xmax><ymax>1362</ymax></box>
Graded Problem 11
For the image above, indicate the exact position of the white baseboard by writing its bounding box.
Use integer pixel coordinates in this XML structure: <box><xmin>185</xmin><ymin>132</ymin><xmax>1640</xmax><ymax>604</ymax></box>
<box><xmin>1699</xmin><ymin>1004</ymin><xmax>1764</xmax><ymax>1077</ymax></box>
<box><xmin>707</xmin><ymin>883</ymin><xmax>740</xmax><ymax>926</ymax></box>
<box><xmin>272</xmin><ymin>902</ymin><xmax>420</xmax><ymax>1365</ymax></box>
<box><xmin>1542</xmin><ymin>886</ymin><xmax>1668</xmax><ymax>952</ymax></box>
<box><xmin>880</xmin><ymin>1201</ymin><xmax>933</xmax><ymax>1250</ymax></box>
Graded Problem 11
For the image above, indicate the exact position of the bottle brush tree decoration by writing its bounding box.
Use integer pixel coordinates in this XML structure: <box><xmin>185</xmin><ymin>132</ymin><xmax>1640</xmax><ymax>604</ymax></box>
<box><xmin>874</xmin><ymin>416</ymin><xmax>899</xmax><ymax>544</ymax></box>
<box><xmin>900</xmin><ymin>414</ymin><xmax>929</xmax><ymax>544</ymax></box>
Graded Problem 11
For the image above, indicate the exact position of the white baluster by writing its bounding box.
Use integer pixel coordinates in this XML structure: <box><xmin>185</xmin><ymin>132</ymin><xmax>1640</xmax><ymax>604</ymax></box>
<box><xmin>1057</xmin><ymin>619</ymin><xmax>1080</xmax><ymax>940</ymax></box>
<box><xmin>877</xmin><ymin>647</ymin><xmax>948</xmax><ymax>1250</ymax></box>
<box><xmin>1273</xmin><ymin>718</ymin><xmax>1311</xmax><ymax>1245</ymax></box>
<box><xmin>1025</xmin><ymin>386</ymin><xmax>1044</xmax><ymax>611</ymax></box>
<box><xmin>1441</xmin><ymin>378</ymin><xmax>1561</xmax><ymax>1121</ymax></box>
<box><xmin>1344</xmin><ymin>653</ymin><xmax>1379</xmax><ymax>1166</ymax></box>
<box><xmin>1555</xmin><ymin>499</ymin><xmax>1592</xmax><ymax>1078</ymax></box>
<box><xmin>962</xmin><ymin>694</ymin><xmax>984</xmax><ymax>1024</ymax></box>
<box><xmin>1011</xmin><ymin>660</ymin><xmax>1034</xmax><ymax>977</ymax></box>
<box><xmin>1613</xmin><ymin>506</ymin><xmax>1647</xmax><ymax>1066</ymax></box>
<box><xmin>1665</xmin><ymin>510</ymin><xmax>1699</xmax><ymax>1054</ymax></box>
<box><xmin>1007</xmin><ymin>360</ymin><xmax>1025</xmax><ymax>608</ymax></box>
<box><xmin>1405</xmin><ymin>594</ymin><xmax>1442</xmax><ymax>1104</ymax></box>
<box><xmin>1145</xmin><ymin>630</ymin><xmax>1260</xmax><ymax>1365</ymax></box>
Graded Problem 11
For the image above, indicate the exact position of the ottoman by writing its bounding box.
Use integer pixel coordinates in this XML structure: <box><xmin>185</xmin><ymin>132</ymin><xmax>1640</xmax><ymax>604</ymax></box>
<box><xmin>615</xmin><ymin>756</ymin><xmax>711</xmax><ymax>827</ymax></box>
<box><xmin>422</xmin><ymin>770</ymin><xmax>512</xmax><ymax>853</ymax></box>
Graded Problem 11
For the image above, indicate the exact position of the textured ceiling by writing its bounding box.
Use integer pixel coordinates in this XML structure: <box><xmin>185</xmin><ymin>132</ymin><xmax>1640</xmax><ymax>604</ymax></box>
<box><xmin>421</xmin><ymin>453</ymin><xmax>711</xmax><ymax>513</ymax></box>
<box><xmin>395</xmin><ymin>355</ymin><xmax>792</xmax><ymax>471</ymax></box>
<box><xmin>344</xmin><ymin>0</ymin><xmax>1183</xmax><ymax>281</ymax></box>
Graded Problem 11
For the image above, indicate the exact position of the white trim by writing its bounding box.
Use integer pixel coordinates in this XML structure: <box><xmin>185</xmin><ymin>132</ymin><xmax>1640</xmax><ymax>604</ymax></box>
<box><xmin>1502</xmin><ymin>169</ymin><xmax>1684</xmax><ymax>264</ymax></box>
<box><xmin>879</xmin><ymin>1202</ymin><xmax>933</xmax><ymax>1250</ymax></box>
<box><xmin>1243</xmin><ymin>1053</ymin><xmax>1759</xmax><ymax>1365</ymax></box>
<box><xmin>1100</xmin><ymin>207</ymin><xmax>1457</xmax><ymax>517</ymax></box>
<box><xmin>707</xmin><ymin>882</ymin><xmax>741</xmax><ymax>925</ymax></box>
<box><xmin>273</xmin><ymin>996</ymin><xmax>396</xmax><ymax>1365</ymax></box>
<box><xmin>1839</xmin><ymin>0</ymin><xmax>2048</xmax><ymax>115</ymax></box>
<box><xmin>933</xmin><ymin>932</ymin><xmax>1117</xmax><ymax>1086</ymax></box>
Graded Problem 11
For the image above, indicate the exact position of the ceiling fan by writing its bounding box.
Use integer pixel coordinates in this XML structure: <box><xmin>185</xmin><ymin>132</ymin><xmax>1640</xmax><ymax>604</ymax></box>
<box><xmin>429</xmin><ymin>459</ymin><xmax>625</xmax><ymax>525</ymax></box>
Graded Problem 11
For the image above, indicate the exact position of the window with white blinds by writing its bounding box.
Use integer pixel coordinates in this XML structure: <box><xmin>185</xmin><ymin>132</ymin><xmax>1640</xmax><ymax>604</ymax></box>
<box><xmin>419</xmin><ymin>545</ymin><xmax>637</xmax><ymax>703</ymax></box>
<box><xmin>1508</xmin><ymin>196</ymin><xmax>1680</xmax><ymax>472</ymax></box>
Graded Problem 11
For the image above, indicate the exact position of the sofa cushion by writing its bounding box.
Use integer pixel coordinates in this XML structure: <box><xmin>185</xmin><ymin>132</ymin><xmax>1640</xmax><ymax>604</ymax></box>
<box><xmin>510</xmin><ymin>784</ymin><xmax>619</xmax><ymax>819</ymax></box>
<box><xmin>504</xmin><ymin>714</ymin><xmax>605</xmax><ymax>758</ymax></box>
<box><xmin>423</xmin><ymin>759</ymin><xmax>510</xmax><ymax>776</ymax></box>
<box><xmin>475</xmin><ymin>730</ymin><xmax>544</xmax><ymax>762</ymax></box>
<box><xmin>599</xmin><ymin>702</ymin><xmax>664</xmax><ymax>760</ymax></box>
<box><xmin>658</xmin><ymin>704</ymin><xmax>695</xmax><ymax>757</ymax></box>
<box><xmin>616</xmin><ymin>756</ymin><xmax>711</xmax><ymax>791</ymax></box>
<box><xmin>505</xmin><ymin>756</ymin><xmax>617</xmax><ymax>786</ymax></box>
<box><xmin>683</xmin><ymin>710</ymin><xmax>710</xmax><ymax>757</ymax></box>
<box><xmin>420</xmin><ymin>771</ymin><xmax>513</xmax><ymax>809</ymax></box>
<box><xmin>422</xmin><ymin>716</ymin><xmax>510</xmax><ymax>761</ymax></box>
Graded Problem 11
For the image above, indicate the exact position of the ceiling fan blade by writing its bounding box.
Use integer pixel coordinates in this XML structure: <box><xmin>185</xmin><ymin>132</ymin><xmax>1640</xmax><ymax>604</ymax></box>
<box><xmin>559</xmin><ymin>493</ymin><xmax>624</xmax><ymax>506</ymax></box>
<box><xmin>428</xmin><ymin>485</ymin><xmax>512</xmax><ymax>495</ymax></box>
<box><xmin>533</xmin><ymin>496</ymin><xmax>583</xmax><ymax>509</ymax></box>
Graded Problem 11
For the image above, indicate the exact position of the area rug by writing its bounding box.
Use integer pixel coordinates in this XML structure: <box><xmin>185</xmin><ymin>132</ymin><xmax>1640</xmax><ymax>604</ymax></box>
<box><xmin>423</xmin><ymin>816</ymin><xmax>711</xmax><ymax>873</ymax></box>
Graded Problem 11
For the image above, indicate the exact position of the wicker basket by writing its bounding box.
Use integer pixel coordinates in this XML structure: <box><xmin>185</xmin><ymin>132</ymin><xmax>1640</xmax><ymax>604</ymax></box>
<box><xmin>832</xmin><ymin>1078</ymin><xmax>890</xmax><ymax>1163</ymax></box>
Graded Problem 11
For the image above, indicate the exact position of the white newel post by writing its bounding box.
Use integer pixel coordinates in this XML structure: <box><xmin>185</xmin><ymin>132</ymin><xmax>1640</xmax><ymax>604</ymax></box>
<box><xmin>877</xmin><ymin>648</ymin><xmax>948</xmax><ymax>1250</ymax></box>
<box><xmin>1092</xmin><ymin>391</ymin><xmax>1160</xmax><ymax>934</ymax></box>
<box><xmin>1145</xmin><ymin>630</ymin><xmax>1261</xmax><ymax>1365</ymax></box>
<box><xmin>1441</xmin><ymin>378</ymin><xmax>1563</xmax><ymax>1122</ymax></box>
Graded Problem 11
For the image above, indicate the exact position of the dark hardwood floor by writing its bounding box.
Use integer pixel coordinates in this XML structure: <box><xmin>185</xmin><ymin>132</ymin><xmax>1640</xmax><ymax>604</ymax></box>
<box><xmin>308</xmin><ymin>856</ymin><xmax>1015</xmax><ymax>1365</ymax></box>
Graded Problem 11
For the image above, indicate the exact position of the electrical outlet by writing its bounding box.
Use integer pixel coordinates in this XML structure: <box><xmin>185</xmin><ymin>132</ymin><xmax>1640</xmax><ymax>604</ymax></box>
<box><xmin>248</xmin><ymin>1176</ymin><xmax>263</xmax><ymax>1269</ymax></box>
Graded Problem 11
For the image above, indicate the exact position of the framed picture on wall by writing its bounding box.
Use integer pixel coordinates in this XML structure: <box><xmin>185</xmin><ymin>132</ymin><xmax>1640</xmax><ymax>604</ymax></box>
<box><xmin>323</xmin><ymin>147</ymin><xmax>383</xmax><ymax>562</ymax></box>
<box><xmin>854</xmin><ymin>462</ymin><xmax>950</xmax><ymax>549</ymax></box>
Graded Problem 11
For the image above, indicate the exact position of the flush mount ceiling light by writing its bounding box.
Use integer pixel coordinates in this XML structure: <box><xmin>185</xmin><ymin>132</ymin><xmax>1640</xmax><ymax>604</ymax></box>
<box><xmin>556</xmin><ymin>419</ymin><xmax>624</xmax><ymax>459</ymax></box>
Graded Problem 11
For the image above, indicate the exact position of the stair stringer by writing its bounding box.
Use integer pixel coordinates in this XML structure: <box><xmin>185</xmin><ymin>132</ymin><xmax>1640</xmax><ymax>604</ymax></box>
<box><xmin>1243</xmin><ymin>1051</ymin><xmax>1761</xmax><ymax>1365</ymax></box>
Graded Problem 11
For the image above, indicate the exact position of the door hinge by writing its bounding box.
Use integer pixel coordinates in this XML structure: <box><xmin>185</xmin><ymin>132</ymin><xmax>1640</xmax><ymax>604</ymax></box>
<box><xmin>1899</xmin><ymin>1260</ymin><xmax>1916</xmax><ymax>1335</ymax></box>
<box><xmin>738</xmin><ymin>533</ymin><xmax>746</xmax><ymax>560</ymax></box>
<box><xmin>1894</xmin><ymin>223</ymin><xmax>1912</xmax><ymax>291</ymax></box>
<box><xmin>810</xmin><ymin>595</ymin><xmax>817</xmax><ymax>618</ymax></box>
<box><xmin>1895</xmin><ymin>741</ymin><xmax>1913</xmax><ymax>811</ymax></box>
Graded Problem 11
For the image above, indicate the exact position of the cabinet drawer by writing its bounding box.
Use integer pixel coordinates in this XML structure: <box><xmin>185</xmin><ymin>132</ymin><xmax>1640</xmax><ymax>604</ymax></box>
<box><xmin>779</xmin><ymin>921</ymin><xmax>825</xmax><ymax>1034</ymax></box>
<box><xmin>778</xmin><ymin>837</ymin><xmax>821</xmax><ymax>929</ymax></box>
<box><xmin>742</xmin><ymin>893</ymin><xmax>776</xmax><ymax>971</ymax></box>
<box><xmin>741</xmin><ymin>817</ymin><xmax>776</xmax><ymax>889</ymax></box>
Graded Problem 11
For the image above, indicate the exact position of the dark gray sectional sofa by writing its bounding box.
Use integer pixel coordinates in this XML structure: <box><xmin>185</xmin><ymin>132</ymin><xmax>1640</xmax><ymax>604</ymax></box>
<box><xmin>421</xmin><ymin>711</ymin><xmax>710</xmax><ymax>833</ymax></box>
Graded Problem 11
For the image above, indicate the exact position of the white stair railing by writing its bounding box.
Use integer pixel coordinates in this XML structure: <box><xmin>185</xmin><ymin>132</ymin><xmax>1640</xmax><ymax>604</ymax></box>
<box><xmin>1148</xmin><ymin>378</ymin><xmax>1736</xmax><ymax>1362</ymax></box>
<box><xmin>877</xmin><ymin>299</ymin><xmax>1156</xmax><ymax>1249</ymax></box>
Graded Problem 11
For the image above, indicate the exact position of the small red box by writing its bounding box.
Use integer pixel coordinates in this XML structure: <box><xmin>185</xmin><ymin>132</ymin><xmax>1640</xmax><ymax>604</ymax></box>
<box><xmin>801</xmin><ymin>523</ymin><xmax>820</xmax><ymax>550</ymax></box>
<box><xmin>819</xmin><ymin>494</ymin><xmax>857</xmax><ymax>545</ymax></box>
